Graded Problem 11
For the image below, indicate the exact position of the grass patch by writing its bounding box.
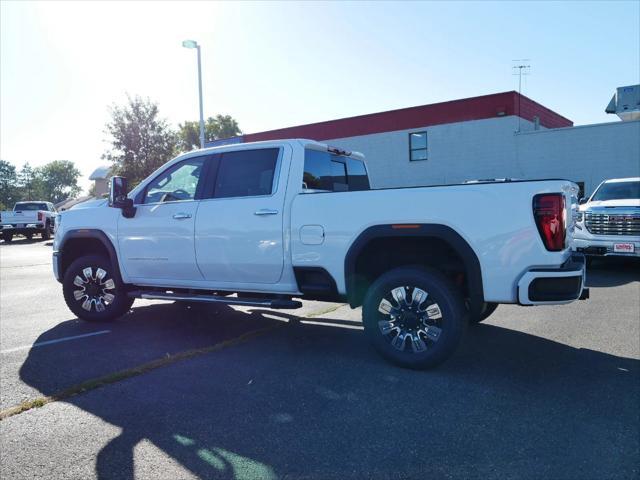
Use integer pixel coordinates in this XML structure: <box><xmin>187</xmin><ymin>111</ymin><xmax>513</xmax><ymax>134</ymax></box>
<box><xmin>305</xmin><ymin>303</ymin><xmax>346</xmax><ymax>318</ymax></box>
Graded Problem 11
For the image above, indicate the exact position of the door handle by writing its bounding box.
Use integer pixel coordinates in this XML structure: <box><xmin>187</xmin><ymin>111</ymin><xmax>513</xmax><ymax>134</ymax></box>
<box><xmin>254</xmin><ymin>209</ymin><xmax>279</xmax><ymax>216</ymax></box>
<box><xmin>172</xmin><ymin>212</ymin><xmax>192</xmax><ymax>220</ymax></box>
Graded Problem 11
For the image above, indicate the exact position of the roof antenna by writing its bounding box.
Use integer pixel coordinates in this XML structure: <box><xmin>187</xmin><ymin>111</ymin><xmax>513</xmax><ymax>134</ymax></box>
<box><xmin>512</xmin><ymin>60</ymin><xmax>531</xmax><ymax>132</ymax></box>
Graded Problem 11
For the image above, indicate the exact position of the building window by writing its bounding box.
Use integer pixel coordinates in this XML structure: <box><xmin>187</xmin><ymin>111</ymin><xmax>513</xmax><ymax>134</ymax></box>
<box><xmin>409</xmin><ymin>132</ymin><xmax>427</xmax><ymax>161</ymax></box>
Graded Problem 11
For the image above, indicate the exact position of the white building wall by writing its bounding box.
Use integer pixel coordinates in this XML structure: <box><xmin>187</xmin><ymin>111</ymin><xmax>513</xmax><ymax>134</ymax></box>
<box><xmin>327</xmin><ymin>116</ymin><xmax>639</xmax><ymax>195</ymax></box>
<box><xmin>514</xmin><ymin>120</ymin><xmax>640</xmax><ymax>194</ymax></box>
<box><xmin>326</xmin><ymin>115</ymin><xmax>536</xmax><ymax>188</ymax></box>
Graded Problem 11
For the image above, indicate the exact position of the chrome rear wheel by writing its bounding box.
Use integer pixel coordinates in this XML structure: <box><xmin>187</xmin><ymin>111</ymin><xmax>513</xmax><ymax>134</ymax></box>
<box><xmin>363</xmin><ymin>267</ymin><xmax>466</xmax><ymax>369</ymax></box>
<box><xmin>377</xmin><ymin>286</ymin><xmax>443</xmax><ymax>354</ymax></box>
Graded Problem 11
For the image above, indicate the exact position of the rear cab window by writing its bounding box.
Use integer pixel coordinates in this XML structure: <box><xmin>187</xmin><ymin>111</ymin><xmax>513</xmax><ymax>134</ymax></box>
<box><xmin>303</xmin><ymin>148</ymin><xmax>370</xmax><ymax>192</ymax></box>
<box><xmin>14</xmin><ymin>202</ymin><xmax>48</xmax><ymax>211</ymax></box>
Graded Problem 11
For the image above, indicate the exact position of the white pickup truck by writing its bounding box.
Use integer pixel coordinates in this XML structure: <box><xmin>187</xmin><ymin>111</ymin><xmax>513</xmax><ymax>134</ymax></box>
<box><xmin>1</xmin><ymin>201</ymin><xmax>57</xmax><ymax>242</ymax></box>
<box><xmin>52</xmin><ymin>139</ymin><xmax>588</xmax><ymax>368</ymax></box>
<box><xmin>574</xmin><ymin>177</ymin><xmax>640</xmax><ymax>264</ymax></box>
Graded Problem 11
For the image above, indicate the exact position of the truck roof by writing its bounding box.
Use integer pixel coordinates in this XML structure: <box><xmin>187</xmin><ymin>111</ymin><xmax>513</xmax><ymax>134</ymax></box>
<box><xmin>184</xmin><ymin>139</ymin><xmax>365</xmax><ymax>160</ymax></box>
<box><xmin>603</xmin><ymin>177</ymin><xmax>640</xmax><ymax>183</ymax></box>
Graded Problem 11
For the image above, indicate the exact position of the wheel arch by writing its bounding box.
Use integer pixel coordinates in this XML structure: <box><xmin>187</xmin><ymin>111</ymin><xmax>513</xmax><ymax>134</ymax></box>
<box><xmin>59</xmin><ymin>230</ymin><xmax>124</xmax><ymax>284</ymax></box>
<box><xmin>344</xmin><ymin>224</ymin><xmax>484</xmax><ymax>310</ymax></box>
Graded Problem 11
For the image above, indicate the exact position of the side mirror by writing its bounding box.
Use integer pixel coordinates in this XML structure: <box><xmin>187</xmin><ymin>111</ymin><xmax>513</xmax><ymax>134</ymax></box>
<box><xmin>108</xmin><ymin>176</ymin><xmax>136</xmax><ymax>218</ymax></box>
<box><xmin>578</xmin><ymin>197</ymin><xmax>587</xmax><ymax>205</ymax></box>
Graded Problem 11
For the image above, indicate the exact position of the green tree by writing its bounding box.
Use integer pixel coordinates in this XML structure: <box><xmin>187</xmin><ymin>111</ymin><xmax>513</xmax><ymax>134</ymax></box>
<box><xmin>0</xmin><ymin>160</ymin><xmax>19</xmax><ymax>209</ymax></box>
<box><xmin>17</xmin><ymin>163</ymin><xmax>45</xmax><ymax>200</ymax></box>
<box><xmin>177</xmin><ymin>114</ymin><xmax>242</xmax><ymax>152</ymax></box>
<box><xmin>38</xmin><ymin>160</ymin><xmax>82</xmax><ymax>203</ymax></box>
<box><xmin>102</xmin><ymin>95</ymin><xmax>177</xmax><ymax>187</ymax></box>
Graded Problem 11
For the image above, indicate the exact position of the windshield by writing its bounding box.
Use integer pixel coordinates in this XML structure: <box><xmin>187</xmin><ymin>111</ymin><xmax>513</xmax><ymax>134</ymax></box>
<box><xmin>14</xmin><ymin>202</ymin><xmax>47</xmax><ymax>211</ymax></box>
<box><xmin>591</xmin><ymin>181</ymin><xmax>640</xmax><ymax>201</ymax></box>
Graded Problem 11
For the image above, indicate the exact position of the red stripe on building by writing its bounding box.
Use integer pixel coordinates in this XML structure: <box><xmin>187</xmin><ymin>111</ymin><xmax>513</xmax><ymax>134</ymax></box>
<box><xmin>243</xmin><ymin>91</ymin><xmax>572</xmax><ymax>143</ymax></box>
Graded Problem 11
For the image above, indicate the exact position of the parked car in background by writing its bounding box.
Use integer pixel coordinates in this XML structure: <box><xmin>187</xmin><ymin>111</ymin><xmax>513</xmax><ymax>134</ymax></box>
<box><xmin>52</xmin><ymin>139</ymin><xmax>588</xmax><ymax>369</ymax></box>
<box><xmin>574</xmin><ymin>177</ymin><xmax>640</xmax><ymax>264</ymax></box>
<box><xmin>0</xmin><ymin>201</ymin><xmax>57</xmax><ymax>242</ymax></box>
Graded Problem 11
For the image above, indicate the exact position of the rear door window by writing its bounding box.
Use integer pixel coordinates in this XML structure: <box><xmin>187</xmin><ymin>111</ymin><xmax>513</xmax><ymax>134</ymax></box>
<box><xmin>213</xmin><ymin>148</ymin><xmax>279</xmax><ymax>198</ymax></box>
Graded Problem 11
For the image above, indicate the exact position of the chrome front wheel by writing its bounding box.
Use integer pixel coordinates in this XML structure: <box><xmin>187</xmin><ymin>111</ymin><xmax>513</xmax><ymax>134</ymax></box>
<box><xmin>63</xmin><ymin>254</ymin><xmax>133</xmax><ymax>322</ymax></box>
<box><xmin>72</xmin><ymin>266</ymin><xmax>117</xmax><ymax>313</ymax></box>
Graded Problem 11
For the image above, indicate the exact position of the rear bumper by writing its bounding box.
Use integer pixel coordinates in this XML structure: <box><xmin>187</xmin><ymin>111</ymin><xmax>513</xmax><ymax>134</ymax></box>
<box><xmin>517</xmin><ymin>254</ymin><xmax>587</xmax><ymax>305</ymax></box>
<box><xmin>1</xmin><ymin>223</ymin><xmax>46</xmax><ymax>234</ymax></box>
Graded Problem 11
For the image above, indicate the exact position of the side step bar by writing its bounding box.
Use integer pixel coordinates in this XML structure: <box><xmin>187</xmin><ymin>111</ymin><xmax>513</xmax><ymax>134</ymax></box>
<box><xmin>128</xmin><ymin>290</ymin><xmax>302</xmax><ymax>309</ymax></box>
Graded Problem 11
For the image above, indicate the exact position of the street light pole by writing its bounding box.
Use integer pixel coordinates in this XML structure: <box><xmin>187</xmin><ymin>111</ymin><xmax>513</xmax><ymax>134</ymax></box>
<box><xmin>196</xmin><ymin>44</ymin><xmax>205</xmax><ymax>149</ymax></box>
<box><xmin>183</xmin><ymin>39</ymin><xmax>205</xmax><ymax>149</ymax></box>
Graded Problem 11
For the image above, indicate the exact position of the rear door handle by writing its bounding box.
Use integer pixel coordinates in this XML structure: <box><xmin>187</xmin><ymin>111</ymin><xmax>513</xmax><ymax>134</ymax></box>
<box><xmin>172</xmin><ymin>213</ymin><xmax>192</xmax><ymax>220</ymax></box>
<box><xmin>254</xmin><ymin>209</ymin><xmax>279</xmax><ymax>216</ymax></box>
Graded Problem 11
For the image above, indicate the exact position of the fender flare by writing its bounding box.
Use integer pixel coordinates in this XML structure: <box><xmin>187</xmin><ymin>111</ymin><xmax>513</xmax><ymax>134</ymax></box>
<box><xmin>59</xmin><ymin>229</ymin><xmax>124</xmax><ymax>284</ymax></box>
<box><xmin>344</xmin><ymin>224</ymin><xmax>484</xmax><ymax>309</ymax></box>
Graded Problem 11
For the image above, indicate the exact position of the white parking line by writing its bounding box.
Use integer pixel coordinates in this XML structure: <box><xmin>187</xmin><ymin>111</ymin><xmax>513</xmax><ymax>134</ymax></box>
<box><xmin>0</xmin><ymin>330</ymin><xmax>111</xmax><ymax>354</ymax></box>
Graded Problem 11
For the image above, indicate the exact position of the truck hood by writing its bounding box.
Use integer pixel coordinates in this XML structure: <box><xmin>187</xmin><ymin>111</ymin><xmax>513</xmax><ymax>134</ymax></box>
<box><xmin>69</xmin><ymin>198</ymin><xmax>108</xmax><ymax>210</ymax></box>
<box><xmin>580</xmin><ymin>199</ymin><xmax>640</xmax><ymax>211</ymax></box>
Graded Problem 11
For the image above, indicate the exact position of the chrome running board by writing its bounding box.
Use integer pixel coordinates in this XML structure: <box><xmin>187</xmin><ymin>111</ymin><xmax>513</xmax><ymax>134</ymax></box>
<box><xmin>128</xmin><ymin>290</ymin><xmax>302</xmax><ymax>309</ymax></box>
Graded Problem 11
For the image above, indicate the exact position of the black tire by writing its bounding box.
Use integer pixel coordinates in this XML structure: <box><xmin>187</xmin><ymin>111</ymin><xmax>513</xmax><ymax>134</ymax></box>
<box><xmin>585</xmin><ymin>256</ymin><xmax>594</xmax><ymax>268</ymax></box>
<box><xmin>63</xmin><ymin>254</ymin><xmax>133</xmax><ymax>322</ymax></box>
<box><xmin>362</xmin><ymin>266</ymin><xmax>466</xmax><ymax>369</ymax></box>
<box><xmin>25</xmin><ymin>233</ymin><xmax>33</xmax><ymax>241</ymax></box>
<box><xmin>2</xmin><ymin>232</ymin><xmax>13</xmax><ymax>243</ymax></box>
<box><xmin>42</xmin><ymin>223</ymin><xmax>51</xmax><ymax>240</ymax></box>
<box><xmin>468</xmin><ymin>302</ymin><xmax>498</xmax><ymax>325</ymax></box>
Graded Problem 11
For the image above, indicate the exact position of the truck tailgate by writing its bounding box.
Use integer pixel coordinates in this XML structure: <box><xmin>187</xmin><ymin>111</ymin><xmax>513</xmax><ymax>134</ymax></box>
<box><xmin>1</xmin><ymin>211</ymin><xmax>40</xmax><ymax>224</ymax></box>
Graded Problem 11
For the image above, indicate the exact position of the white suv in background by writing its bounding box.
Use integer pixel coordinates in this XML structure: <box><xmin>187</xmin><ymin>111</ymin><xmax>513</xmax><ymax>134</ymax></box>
<box><xmin>574</xmin><ymin>177</ymin><xmax>640</xmax><ymax>263</ymax></box>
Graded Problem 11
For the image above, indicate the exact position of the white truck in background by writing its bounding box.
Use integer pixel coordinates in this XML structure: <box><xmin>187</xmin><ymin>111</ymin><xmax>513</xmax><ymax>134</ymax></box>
<box><xmin>52</xmin><ymin>139</ymin><xmax>589</xmax><ymax>369</ymax></box>
<box><xmin>574</xmin><ymin>177</ymin><xmax>640</xmax><ymax>264</ymax></box>
<box><xmin>1</xmin><ymin>201</ymin><xmax>57</xmax><ymax>243</ymax></box>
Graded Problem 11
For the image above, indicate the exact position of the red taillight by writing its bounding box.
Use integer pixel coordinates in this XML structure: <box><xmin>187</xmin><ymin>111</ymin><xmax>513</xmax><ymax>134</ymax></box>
<box><xmin>38</xmin><ymin>211</ymin><xmax>43</xmax><ymax>222</ymax></box>
<box><xmin>533</xmin><ymin>194</ymin><xmax>565</xmax><ymax>251</ymax></box>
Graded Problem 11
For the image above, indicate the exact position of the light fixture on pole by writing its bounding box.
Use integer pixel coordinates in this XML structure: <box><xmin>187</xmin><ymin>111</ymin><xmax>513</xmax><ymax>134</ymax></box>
<box><xmin>182</xmin><ymin>39</ymin><xmax>205</xmax><ymax>148</ymax></box>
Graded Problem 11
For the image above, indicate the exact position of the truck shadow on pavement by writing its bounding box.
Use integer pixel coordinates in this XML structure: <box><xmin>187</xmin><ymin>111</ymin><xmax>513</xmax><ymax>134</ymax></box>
<box><xmin>586</xmin><ymin>257</ymin><xmax>640</xmax><ymax>287</ymax></box>
<box><xmin>18</xmin><ymin>304</ymin><xmax>640</xmax><ymax>480</ymax></box>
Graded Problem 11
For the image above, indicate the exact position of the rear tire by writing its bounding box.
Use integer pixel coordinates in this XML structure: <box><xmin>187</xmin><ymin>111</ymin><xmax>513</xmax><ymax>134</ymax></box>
<box><xmin>25</xmin><ymin>233</ymin><xmax>33</xmax><ymax>241</ymax></box>
<box><xmin>362</xmin><ymin>266</ymin><xmax>466</xmax><ymax>369</ymax></box>
<box><xmin>42</xmin><ymin>223</ymin><xmax>51</xmax><ymax>240</ymax></box>
<box><xmin>468</xmin><ymin>302</ymin><xmax>498</xmax><ymax>325</ymax></box>
<box><xmin>63</xmin><ymin>254</ymin><xmax>133</xmax><ymax>322</ymax></box>
<box><xmin>2</xmin><ymin>232</ymin><xmax>13</xmax><ymax>243</ymax></box>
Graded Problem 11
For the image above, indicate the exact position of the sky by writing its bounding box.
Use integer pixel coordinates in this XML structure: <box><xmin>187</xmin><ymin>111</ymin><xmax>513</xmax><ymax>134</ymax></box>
<box><xmin>1</xmin><ymin>1</ymin><xmax>639</xmax><ymax>191</ymax></box>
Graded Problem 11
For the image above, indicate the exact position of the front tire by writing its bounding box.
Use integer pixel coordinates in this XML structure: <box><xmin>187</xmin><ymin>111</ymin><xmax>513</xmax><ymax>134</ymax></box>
<box><xmin>362</xmin><ymin>266</ymin><xmax>466</xmax><ymax>369</ymax></box>
<box><xmin>63</xmin><ymin>255</ymin><xmax>133</xmax><ymax>322</ymax></box>
<box><xmin>2</xmin><ymin>232</ymin><xmax>13</xmax><ymax>243</ymax></box>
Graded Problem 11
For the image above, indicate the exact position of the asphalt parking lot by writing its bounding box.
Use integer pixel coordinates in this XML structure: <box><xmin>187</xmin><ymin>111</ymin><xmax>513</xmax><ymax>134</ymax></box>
<box><xmin>0</xmin><ymin>238</ymin><xmax>638</xmax><ymax>480</ymax></box>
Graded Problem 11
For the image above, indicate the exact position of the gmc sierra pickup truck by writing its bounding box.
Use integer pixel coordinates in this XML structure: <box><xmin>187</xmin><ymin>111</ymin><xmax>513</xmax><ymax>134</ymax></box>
<box><xmin>1</xmin><ymin>201</ymin><xmax>57</xmax><ymax>242</ymax></box>
<box><xmin>574</xmin><ymin>177</ymin><xmax>640</xmax><ymax>264</ymax></box>
<box><xmin>53</xmin><ymin>139</ymin><xmax>588</xmax><ymax>368</ymax></box>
